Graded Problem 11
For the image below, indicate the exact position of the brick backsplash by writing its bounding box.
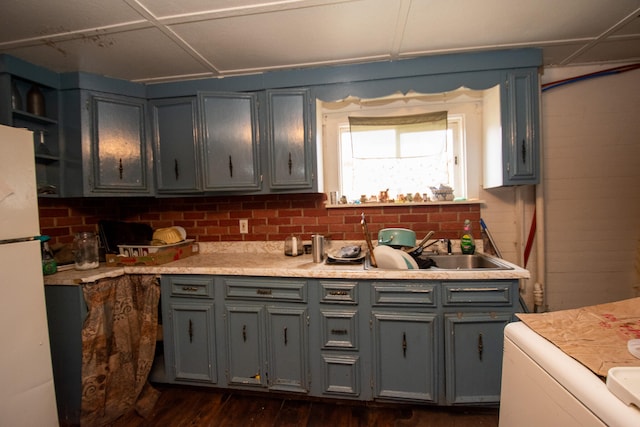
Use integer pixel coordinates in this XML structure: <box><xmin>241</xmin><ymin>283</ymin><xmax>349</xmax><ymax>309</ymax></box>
<box><xmin>38</xmin><ymin>194</ymin><xmax>480</xmax><ymax>245</ymax></box>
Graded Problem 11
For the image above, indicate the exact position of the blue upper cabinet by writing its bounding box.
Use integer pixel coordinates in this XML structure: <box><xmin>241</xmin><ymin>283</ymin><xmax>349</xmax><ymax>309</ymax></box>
<box><xmin>59</xmin><ymin>72</ymin><xmax>152</xmax><ymax>197</ymax></box>
<box><xmin>483</xmin><ymin>68</ymin><xmax>540</xmax><ymax>188</ymax></box>
<box><xmin>150</xmin><ymin>97</ymin><xmax>202</xmax><ymax>194</ymax></box>
<box><xmin>266</xmin><ymin>89</ymin><xmax>314</xmax><ymax>190</ymax></box>
<box><xmin>87</xmin><ymin>93</ymin><xmax>150</xmax><ymax>194</ymax></box>
<box><xmin>199</xmin><ymin>92</ymin><xmax>261</xmax><ymax>192</ymax></box>
<box><xmin>2</xmin><ymin>49</ymin><xmax>542</xmax><ymax>197</ymax></box>
<box><xmin>503</xmin><ymin>69</ymin><xmax>539</xmax><ymax>184</ymax></box>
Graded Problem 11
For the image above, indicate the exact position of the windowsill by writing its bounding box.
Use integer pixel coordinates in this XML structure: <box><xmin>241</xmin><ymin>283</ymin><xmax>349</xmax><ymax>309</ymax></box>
<box><xmin>325</xmin><ymin>199</ymin><xmax>485</xmax><ymax>208</ymax></box>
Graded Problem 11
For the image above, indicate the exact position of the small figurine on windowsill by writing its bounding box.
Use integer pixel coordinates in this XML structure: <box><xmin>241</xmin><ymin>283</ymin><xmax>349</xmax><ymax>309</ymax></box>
<box><xmin>378</xmin><ymin>189</ymin><xmax>389</xmax><ymax>203</ymax></box>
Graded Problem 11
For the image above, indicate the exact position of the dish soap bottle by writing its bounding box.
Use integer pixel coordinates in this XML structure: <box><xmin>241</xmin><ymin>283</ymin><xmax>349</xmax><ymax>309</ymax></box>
<box><xmin>460</xmin><ymin>219</ymin><xmax>476</xmax><ymax>254</ymax></box>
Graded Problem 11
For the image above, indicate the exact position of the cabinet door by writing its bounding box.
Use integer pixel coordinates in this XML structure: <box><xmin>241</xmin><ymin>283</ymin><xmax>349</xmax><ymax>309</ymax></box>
<box><xmin>88</xmin><ymin>93</ymin><xmax>150</xmax><ymax>193</ymax></box>
<box><xmin>200</xmin><ymin>92</ymin><xmax>260</xmax><ymax>191</ymax></box>
<box><xmin>267</xmin><ymin>306</ymin><xmax>309</xmax><ymax>393</ymax></box>
<box><xmin>372</xmin><ymin>311</ymin><xmax>438</xmax><ymax>402</ymax></box>
<box><xmin>266</xmin><ymin>89</ymin><xmax>313</xmax><ymax>189</ymax></box>
<box><xmin>225</xmin><ymin>304</ymin><xmax>266</xmax><ymax>387</ymax></box>
<box><xmin>444</xmin><ymin>312</ymin><xmax>511</xmax><ymax>404</ymax></box>
<box><xmin>168</xmin><ymin>302</ymin><xmax>217</xmax><ymax>383</ymax></box>
<box><xmin>150</xmin><ymin>97</ymin><xmax>201</xmax><ymax>193</ymax></box>
<box><xmin>503</xmin><ymin>69</ymin><xmax>539</xmax><ymax>184</ymax></box>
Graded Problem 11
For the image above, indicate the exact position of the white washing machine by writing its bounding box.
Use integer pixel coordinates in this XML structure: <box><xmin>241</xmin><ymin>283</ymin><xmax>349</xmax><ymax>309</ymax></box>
<box><xmin>499</xmin><ymin>322</ymin><xmax>640</xmax><ymax>427</ymax></box>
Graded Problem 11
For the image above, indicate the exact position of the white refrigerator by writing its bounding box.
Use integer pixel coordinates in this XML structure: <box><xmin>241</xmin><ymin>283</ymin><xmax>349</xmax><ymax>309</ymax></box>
<box><xmin>0</xmin><ymin>124</ymin><xmax>58</xmax><ymax>425</ymax></box>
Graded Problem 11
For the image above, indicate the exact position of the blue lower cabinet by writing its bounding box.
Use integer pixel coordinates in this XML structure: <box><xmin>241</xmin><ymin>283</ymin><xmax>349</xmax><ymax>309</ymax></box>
<box><xmin>225</xmin><ymin>304</ymin><xmax>267</xmax><ymax>387</ymax></box>
<box><xmin>371</xmin><ymin>311</ymin><xmax>439</xmax><ymax>403</ymax></box>
<box><xmin>162</xmin><ymin>276</ymin><xmax>217</xmax><ymax>385</ymax></box>
<box><xmin>221</xmin><ymin>276</ymin><xmax>310</xmax><ymax>394</ymax></box>
<box><xmin>157</xmin><ymin>275</ymin><xmax>519</xmax><ymax>406</ymax></box>
<box><xmin>169</xmin><ymin>302</ymin><xmax>217</xmax><ymax>383</ymax></box>
<box><xmin>444</xmin><ymin>312</ymin><xmax>511</xmax><ymax>404</ymax></box>
<box><xmin>266</xmin><ymin>306</ymin><xmax>309</xmax><ymax>393</ymax></box>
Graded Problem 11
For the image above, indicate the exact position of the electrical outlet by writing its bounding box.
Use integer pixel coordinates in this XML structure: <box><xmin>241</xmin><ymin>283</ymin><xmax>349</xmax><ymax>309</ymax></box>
<box><xmin>239</xmin><ymin>219</ymin><xmax>249</xmax><ymax>234</ymax></box>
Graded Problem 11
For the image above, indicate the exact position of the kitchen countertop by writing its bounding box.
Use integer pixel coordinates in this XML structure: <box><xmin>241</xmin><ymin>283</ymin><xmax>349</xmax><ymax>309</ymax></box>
<box><xmin>44</xmin><ymin>241</ymin><xmax>530</xmax><ymax>285</ymax></box>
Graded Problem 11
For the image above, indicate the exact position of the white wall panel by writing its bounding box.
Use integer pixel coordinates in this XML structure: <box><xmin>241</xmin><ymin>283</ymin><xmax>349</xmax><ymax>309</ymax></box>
<box><xmin>541</xmin><ymin>65</ymin><xmax>640</xmax><ymax>310</ymax></box>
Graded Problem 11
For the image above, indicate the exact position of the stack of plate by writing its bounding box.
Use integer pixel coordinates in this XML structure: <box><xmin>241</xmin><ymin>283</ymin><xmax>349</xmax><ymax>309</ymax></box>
<box><xmin>373</xmin><ymin>245</ymin><xmax>418</xmax><ymax>269</ymax></box>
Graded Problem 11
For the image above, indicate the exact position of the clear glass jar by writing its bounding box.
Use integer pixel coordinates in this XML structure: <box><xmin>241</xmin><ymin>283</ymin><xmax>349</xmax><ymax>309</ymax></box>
<box><xmin>73</xmin><ymin>231</ymin><xmax>100</xmax><ymax>270</ymax></box>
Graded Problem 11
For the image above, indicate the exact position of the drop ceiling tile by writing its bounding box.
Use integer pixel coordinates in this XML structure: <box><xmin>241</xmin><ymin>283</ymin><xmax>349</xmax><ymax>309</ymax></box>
<box><xmin>541</xmin><ymin>43</ymin><xmax>591</xmax><ymax>66</ymax></box>
<box><xmin>4</xmin><ymin>27</ymin><xmax>212</xmax><ymax>82</ymax></box>
<box><xmin>0</xmin><ymin>0</ymin><xmax>145</xmax><ymax>42</ymax></box>
<box><xmin>611</xmin><ymin>13</ymin><xmax>640</xmax><ymax>36</ymax></box>
<box><xmin>139</xmin><ymin>0</ymin><xmax>273</xmax><ymax>17</ymax></box>
<box><xmin>169</xmin><ymin>0</ymin><xmax>400</xmax><ymax>73</ymax></box>
<box><xmin>570</xmin><ymin>38</ymin><xmax>640</xmax><ymax>64</ymax></box>
<box><xmin>400</xmin><ymin>0</ymin><xmax>640</xmax><ymax>53</ymax></box>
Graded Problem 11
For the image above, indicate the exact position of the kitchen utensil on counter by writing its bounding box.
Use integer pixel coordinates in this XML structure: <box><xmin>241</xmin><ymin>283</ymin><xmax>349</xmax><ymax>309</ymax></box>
<box><xmin>361</xmin><ymin>213</ymin><xmax>377</xmax><ymax>267</ymax></box>
<box><xmin>404</xmin><ymin>230</ymin><xmax>435</xmax><ymax>256</ymax></box>
<box><xmin>312</xmin><ymin>234</ymin><xmax>324</xmax><ymax>263</ymax></box>
<box><xmin>73</xmin><ymin>231</ymin><xmax>100</xmax><ymax>270</ymax></box>
<box><xmin>284</xmin><ymin>235</ymin><xmax>303</xmax><ymax>256</ymax></box>
<box><xmin>377</xmin><ymin>228</ymin><xmax>416</xmax><ymax>248</ymax></box>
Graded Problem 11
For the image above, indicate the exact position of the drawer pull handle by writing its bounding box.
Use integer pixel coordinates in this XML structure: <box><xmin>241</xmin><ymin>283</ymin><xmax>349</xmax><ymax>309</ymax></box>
<box><xmin>174</xmin><ymin>158</ymin><xmax>179</xmax><ymax>181</ymax></box>
<box><xmin>288</xmin><ymin>152</ymin><xmax>292</xmax><ymax>175</ymax></box>
<box><xmin>328</xmin><ymin>290</ymin><xmax>349</xmax><ymax>296</ymax></box>
<box><xmin>256</xmin><ymin>289</ymin><xmax>272</xmax><ymax>295</ymax></box>
<box><xmin>449</xmin><ymin>287</ymin><xmax>501</xmax><ymax>292</ymax></box>
<box><xmin>188</xmin><ymin>319</ymin><xmax>193</xmax><ymax>343</ymax></box>
<box><xmin>182</xmin><ymin>286</ymin><xmax>199</xmax><ymax>292</ymax></box>
<box><xmin>478</xmin><ymin>333</ymin><xmax>484</xmax><ymax>361</ymax></box>
<box><xmin>242</xmin><ymin>325</ymin><xmax>247</xmax><ymax>342</ymax></box>
<box><xmin>228</xmin><ymin>155</ymin><xmax>233</xmax><ymax>177</ymax></box>
<box><xmin>284</xmin><ymin>327</ymin><xmax>288</xmax><ymax>345</ymax></box>
<box><xmin>118</xmin><ymin>158</ymin><xmax>124</xmax><ymax>180</ymax></box>
<box><xmin>331</xmin><ymin>329</ymin><xmax>348</xmax><ymax>335</ymax></box>
<box><xmin>402</xmin><ymin>332</ymin><xmax>407</xmax><ymax>357</ymax></box>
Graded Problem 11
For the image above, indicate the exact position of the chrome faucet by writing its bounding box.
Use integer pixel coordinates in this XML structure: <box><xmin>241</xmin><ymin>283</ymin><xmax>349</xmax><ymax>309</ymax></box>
<box><xmin>439</xmin><ymin>238</ymin><xmax>452</xmax><ymax>255</ymax></box>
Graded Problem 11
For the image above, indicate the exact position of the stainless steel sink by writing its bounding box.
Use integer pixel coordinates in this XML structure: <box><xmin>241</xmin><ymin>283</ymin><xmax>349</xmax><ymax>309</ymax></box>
<box><xmin>422</xmin><ymin>254</ymin><xmax>513</xmax><ymax>270</ymax></box>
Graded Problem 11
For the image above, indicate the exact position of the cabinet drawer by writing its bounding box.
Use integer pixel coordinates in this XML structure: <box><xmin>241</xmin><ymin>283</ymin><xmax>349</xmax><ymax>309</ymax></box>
<box><xmin>371</xmin><ymin>282</ymin><xmax>437</xmax><ymax>307</ymax></box>
<box><xmin>320</xmin><ymin>309</ymin><xmax>358</xmax><ymax>350</ymax></box>
<box><xmin>166</xmin><ymin>276</ymin><xmax>214</xmax><ymax>298</ymax></box>
<box><xmin>442</xmin><ymin>281</ymin><xmax>513</xmax><ymax>305</ymax></box>
<box><xmin>223</xmin><ymin>277</ymin><xmax>307</xmax><ymax>302</ymax></box>
<box><xmin>319</xmin><ymin>281</ymin><xmax>358</xmax><ymax>304</ymax></box>
<box><xmin>321</xmin><ymin>354</ymin><xmax>360</xmax><ymax>397</ymax></box>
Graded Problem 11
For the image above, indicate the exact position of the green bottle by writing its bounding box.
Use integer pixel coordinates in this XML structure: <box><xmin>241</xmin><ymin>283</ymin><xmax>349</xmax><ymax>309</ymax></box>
<box><xmin>38</xmin><ymin>235</ymin><xmax>57</xmax><ymax>275</ymax></box>
<box><xmin>460</xmin><ymin>219</ymin><xmax>476</xmax><ymax>255</ymax></box>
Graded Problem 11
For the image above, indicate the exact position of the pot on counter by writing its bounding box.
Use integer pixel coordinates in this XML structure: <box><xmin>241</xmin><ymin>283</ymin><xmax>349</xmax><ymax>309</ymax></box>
<box><xmin>377</xmin><ymin>228</ymin><xmax>416</xmax><ymax>248</ymax></box>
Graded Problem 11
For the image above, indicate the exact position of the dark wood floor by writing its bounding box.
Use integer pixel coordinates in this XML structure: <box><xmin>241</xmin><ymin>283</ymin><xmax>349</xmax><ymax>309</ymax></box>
<box><xmin>111</xmin><ymin>385</ymin><xmax>499</xmax><ymax>427</ymax></box>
